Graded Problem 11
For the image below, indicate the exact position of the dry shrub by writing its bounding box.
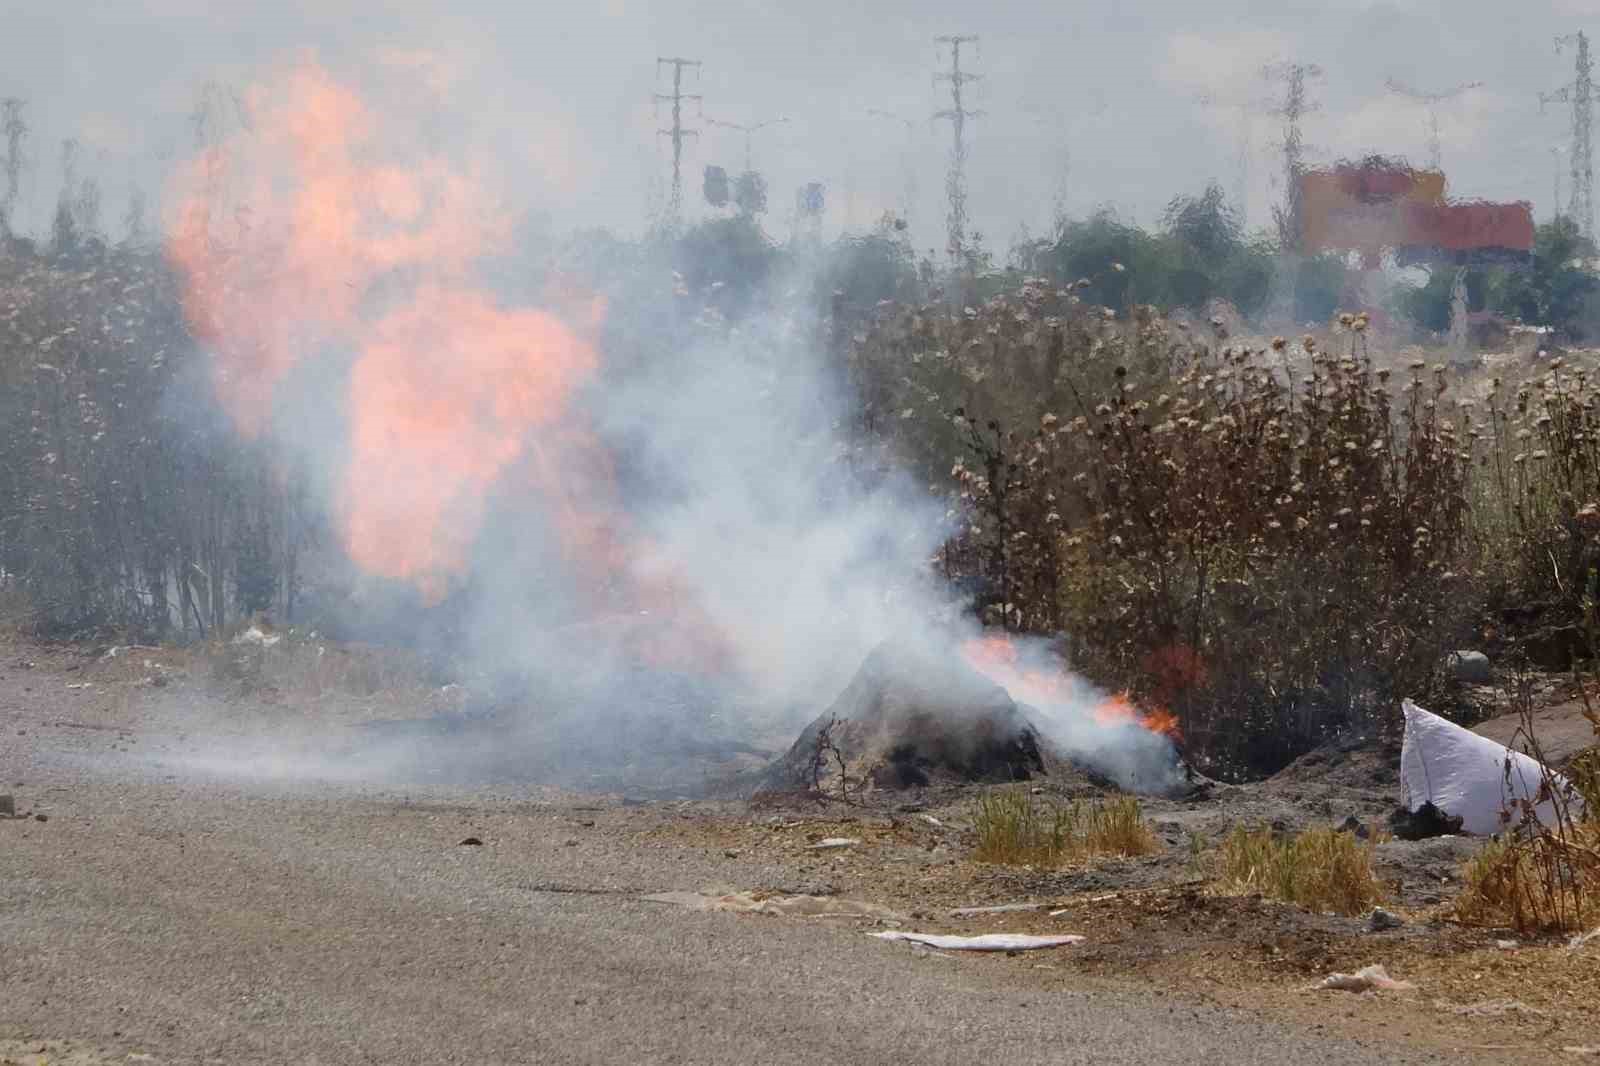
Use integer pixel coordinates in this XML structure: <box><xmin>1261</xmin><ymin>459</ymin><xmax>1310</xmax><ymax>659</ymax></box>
<box><xmin>972</xmin><ymin>788</ymin><xmax>1155</xmax><ymax>866</ymax></box>
<box><xmin>1479</xmin><ymin>360</ymin><xmax>1600</xmax><ymax>620</ymax></box>
<box><xmin>1219</xmin><ymin>825</ymin><xmax>1384</xmax><ymax>916</ymax></box>
<box><xmin>1455</xmin><ymin>827</ymin><xmax>1600</xmax><ymax>934</ymax></box>
<box><xmin>856</xmin><ymin>294</ymin><xmax>1475</xmax><ymax>777</ymax></box>
<box><xmin>1454</xmin><ymin>670</ymin><xmax>1600</xmax><ymax>935</ymax></box>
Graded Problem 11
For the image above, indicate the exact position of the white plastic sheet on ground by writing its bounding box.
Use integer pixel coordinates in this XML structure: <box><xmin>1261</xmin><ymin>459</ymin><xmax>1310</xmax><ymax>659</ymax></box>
<box><xmin>869</xmin><ymin>931</ymin><xmax>1084</xmax><ymax>951</ymax></box>
<box><xmin>1400</xmin><ymin>698</ymin><xmax>1584</xmax><ymax>836</ymax></box>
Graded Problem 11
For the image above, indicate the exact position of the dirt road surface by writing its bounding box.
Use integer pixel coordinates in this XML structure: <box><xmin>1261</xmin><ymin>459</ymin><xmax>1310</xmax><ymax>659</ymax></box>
<box><xmin>1</xmin><ymin>643</ymin><xmax>1475</xmax><ymax>1065</ymax></box>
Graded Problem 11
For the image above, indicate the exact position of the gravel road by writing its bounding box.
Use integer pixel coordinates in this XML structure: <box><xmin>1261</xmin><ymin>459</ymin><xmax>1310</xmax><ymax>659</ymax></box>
<box><xmin>1</xmin><ymin>651</ymin><xmax>1463</xmax><ymax>1065</ymax></box>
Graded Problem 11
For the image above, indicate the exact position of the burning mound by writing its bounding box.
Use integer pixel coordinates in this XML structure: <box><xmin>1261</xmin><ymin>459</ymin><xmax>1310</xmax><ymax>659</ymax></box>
<box><xmin>762</xmin><ymin>640</ymin><xmax>1048</xmax><ymax>794</ymax></box>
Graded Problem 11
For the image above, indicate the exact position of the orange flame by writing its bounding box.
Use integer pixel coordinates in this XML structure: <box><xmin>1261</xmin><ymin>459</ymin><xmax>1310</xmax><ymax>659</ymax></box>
<box><xmin>961</xmin><ymin>634</ymin><xmax>1182</xmax><ymax>742</ymax></box>
<box><xmin>165</xmin><ymin>58</ymin><xmax>615</xmax><ymax>602</ymax></box>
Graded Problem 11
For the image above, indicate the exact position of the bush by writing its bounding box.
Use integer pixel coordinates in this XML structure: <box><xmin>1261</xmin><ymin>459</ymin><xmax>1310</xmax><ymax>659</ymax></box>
<box><xmin>972</xmin><ymin>789</ymin><xmax>1155</xmax><ymax>866</ymax></box>
<box><xmin>1455</xmin><ymin>828</ymin><xmax>1600</xmax><ymax>934</ymax></box>
<box><xmin>856</xmin><ymin>299</ymin><xmax>1476</xmax><ymax>777</ymax></box>
<box><xmin>1219</xmin><ymin>825</ymin><xmax>1383</xmax><ymax>916</ymax></box>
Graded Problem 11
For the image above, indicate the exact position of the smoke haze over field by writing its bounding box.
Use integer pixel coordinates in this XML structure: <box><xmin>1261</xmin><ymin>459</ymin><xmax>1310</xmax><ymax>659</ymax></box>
<box><xmin>4</xmin><ymin>1</ymin><xmax>1600</xmax><ymax>255</ymax></box>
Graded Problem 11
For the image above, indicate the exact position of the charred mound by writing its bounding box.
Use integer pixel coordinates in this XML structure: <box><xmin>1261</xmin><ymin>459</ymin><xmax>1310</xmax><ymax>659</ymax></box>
<box><xmin>761</xmin><ymin>639</ymin><xmax>1047</xmax><ymax>793</ymax></box>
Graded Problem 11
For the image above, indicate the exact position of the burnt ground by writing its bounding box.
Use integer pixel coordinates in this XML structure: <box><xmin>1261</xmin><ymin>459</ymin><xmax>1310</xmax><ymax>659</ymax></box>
<box><xmin>2</xmin><ymin>630</ymin><xmax>1598</xmax><ymax>1063</ymax></box>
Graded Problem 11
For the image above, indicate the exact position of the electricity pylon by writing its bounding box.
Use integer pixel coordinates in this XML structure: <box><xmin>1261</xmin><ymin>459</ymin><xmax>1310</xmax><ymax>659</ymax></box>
<box><xmin>1541</xmin><ymin>31</ymin><xmax>1595</xmax><ymax>240</ymax></box>
<box><xmin>654</xmin><ymin>57</ymin><xmax>702</xmax><ymax>229</ymax></box>
<box><xmin>934</xmin><ymin>34</ymin><xmax>983</xmax><ymax>266</ymax></box>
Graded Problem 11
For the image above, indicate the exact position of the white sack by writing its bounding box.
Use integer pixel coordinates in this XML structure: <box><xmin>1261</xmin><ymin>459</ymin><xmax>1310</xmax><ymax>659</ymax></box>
<box><xmin>1400</xmin><ymin>698</ymin><xmax>1583</xmax><ymax>836</ymax></box>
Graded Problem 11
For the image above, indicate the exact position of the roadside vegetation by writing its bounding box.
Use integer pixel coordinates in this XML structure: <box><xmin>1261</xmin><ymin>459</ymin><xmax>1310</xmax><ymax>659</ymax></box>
<box><xmin>972</xmin><ymin>789</ymin><xmax>1156</xmax><ymax>866</ymax></box>
<box><xmin>1217</xmin><ymin>825</ymin><xmax>1385</xmax><ymax>917</ymax></box>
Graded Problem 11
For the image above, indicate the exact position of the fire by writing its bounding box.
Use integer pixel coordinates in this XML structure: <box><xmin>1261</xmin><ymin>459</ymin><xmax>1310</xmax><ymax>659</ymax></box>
<box><xmin>1091</xmin><ymin>692</ymin><xmax>1183</xmax><ymax>741</ymax></box>
<box><xmin>960</xmin><ymin>634</ymin><xmax>1182</xmax><ymax>742</ymax></box>
<box><xmin>164</xmin><ymin>57</ymin><xmax>617</xmax><ymax>603</ymax></box>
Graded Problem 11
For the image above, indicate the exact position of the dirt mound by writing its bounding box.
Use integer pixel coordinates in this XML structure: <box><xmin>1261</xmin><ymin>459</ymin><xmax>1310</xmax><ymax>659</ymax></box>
<box><xmin>1268</xmin><ymin>737</ymin><xmax>1398</xmax><ymax>792</ymax></box>
<box><xmin>761</xmin><ymin>640</ymin><xmax>1046</xmax><ymax>794</ymax></box>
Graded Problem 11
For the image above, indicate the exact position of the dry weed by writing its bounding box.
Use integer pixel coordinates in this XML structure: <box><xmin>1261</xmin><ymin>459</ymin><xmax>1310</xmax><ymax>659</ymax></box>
<box><xmin>972</xmin><ymin>789</ymin><xmax>1156</xmax><ymax>866</ymax></box>
<box><xmin>1455</xmin><ymin>827</ymin><xmax>1600</xmax><ymax>934</ymax></box>
<box><xmin>1219</xmin><ymin>825</ymin><xmax>1384</xmax><ymax>916</ymax></box>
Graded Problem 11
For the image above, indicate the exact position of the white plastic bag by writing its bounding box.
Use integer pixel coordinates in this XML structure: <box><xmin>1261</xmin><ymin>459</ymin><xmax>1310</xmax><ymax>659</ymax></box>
<box><xmin>1400</xmin><ymin>699</ymin><xmax>1583</xmax><ymax>835</ymax></box>
<box><xmin>869</xmin><ymin>931</ymin><xmax>1084</xmax><ymax>951</ymax></box>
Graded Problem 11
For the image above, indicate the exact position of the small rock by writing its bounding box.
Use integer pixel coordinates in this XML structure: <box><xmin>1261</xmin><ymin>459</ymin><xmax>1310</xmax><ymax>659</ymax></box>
<box><xmin>807</xmin><ymin>837</ymin><xmax>860</xmax><ymax>850</ymax></box>
<box><xmin>34</xmin><ymin>813</ymin><xmax>47</xmax><ymax>822</ymax></box>
<box><xmin>1337</xmin><ymin>816</ymin><xmax>1371</xmax><ymax>840</ymax></box>
<box><xmin>564</xmin><ymin>838</ymin><xmax>578</xmax><ymax>847</ymax></box>
<box><xmin>458</xmin><ymin>837</ymin><xmax>483</xmax><ymax>846</ymax></box>
<box><xmin>1496</xmin><ymin>939</ymin><xmax>1519</xmax><ymax>950</ymax></box>
<box><xmin>1366</xmin><ymin>908</ymin><xmax>1404</xmax><ymax>932</ymax></box>
<box><xmin>1445</xmin><ymin>650</ymin><xmax>1492</xmax><ymax>683</ymax></box>
<box><xmin>723</xmin><ymin>849</ymin><xmax>739</xmax><ymax>858</ymax></box>
<box><xmin>0</xmin><ymin>794</ymin><xmax>13</xmax><ymax>817</ymax></box>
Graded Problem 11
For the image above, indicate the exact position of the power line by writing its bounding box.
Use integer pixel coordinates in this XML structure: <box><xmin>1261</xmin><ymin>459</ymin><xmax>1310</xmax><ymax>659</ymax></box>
<box><xmin>654</xmin><ymin>57</ymin><xmax>702</xmax><ymax>229</ymax></box>
<box><xmin>934</xmin><ymin>34</ymin><xmax>983</xmax><ymax>267</ymax></box>
<box><xmin>1384</xmin><ymin>78</ymin><xmax>1482</xmax><ymax>172</ymax></box>
<box><xmin>1541</xmin><ymin>31</ymin><xmax>1595</xmax><ymax>240</ymax></box>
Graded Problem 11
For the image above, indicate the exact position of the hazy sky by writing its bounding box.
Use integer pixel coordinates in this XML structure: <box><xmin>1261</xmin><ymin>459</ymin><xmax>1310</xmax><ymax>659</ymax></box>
<box><xmin>5</xmin><ymin>0</ymin><xmax>1600</xmax><ymax>255</ymax></box>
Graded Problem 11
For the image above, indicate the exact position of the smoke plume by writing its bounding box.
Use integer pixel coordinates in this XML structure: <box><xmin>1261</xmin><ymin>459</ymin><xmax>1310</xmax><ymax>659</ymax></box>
<box><xmin>163</xmin><ymin>54</ymin><xmax>1181</xmax><ymax>794</ymax></box>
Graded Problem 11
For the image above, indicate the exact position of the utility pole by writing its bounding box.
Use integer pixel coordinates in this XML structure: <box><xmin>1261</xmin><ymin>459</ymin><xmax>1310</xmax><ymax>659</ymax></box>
<box><xmin>1541</xmin><ymin>31</ymin><xmax>1595</xmax><ymax>240</ymax></box>
<box><xmin>865</xmin><ymin>108</ymin><xmax>918</xmax><ymax>230</ymax></box>
<box><xmin>934</xmin><ymin>34</ymin><xmax>983</xmax><ymax>267</ymax></box>
<box><xmin>0</xmin><ymin>99</ymin><xmax>26</xmax><ymax>239</ymax></box>
<box><xmin>1385</xmin><ymin>78</ymin><xmax>1482</xmax><ymax>172</ymax></box>
<box><xmin>1262</xmin><ymin>60</ymin><xmax>1322</xmax><ymax>252</ymax></box>
<box><xmin>1553</xmin><ymin>144</ymin><xmax>1567</xmax><ymax>222</ymax></box>
<box><xmin>654</xmin><ymin>57</ymin><xmax>702</xmax><ymax>230</ymax></box>
<box><xmin>704</xmin><ymin>116</ymin><xmax>786</xmax><ymax>173</ymax></box>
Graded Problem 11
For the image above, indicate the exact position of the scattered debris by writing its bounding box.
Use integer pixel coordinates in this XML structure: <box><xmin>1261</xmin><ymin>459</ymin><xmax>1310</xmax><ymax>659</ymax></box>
<box><xmin>640</xmin><ymin>890</ymin><xmax>904</xmax><ymax>920</ymax></box>
<box><xmin>233</xmin><ymin>626</ymin><xmax>281</xmax><ymax>648</ymax></box>
<box><xmin>1570</xmin><ymin>926</ymin><xmax>1600</xmax><ymax>953</ymax></box>
<box><xmin>807</xmin><ymin>837</ymin><xmax>860</xmax><ymax>850</ymax></box>
<box><xmin>458</xmin><ymin>837</ymin><xmax>484</xmax><ymax>846</ymax></box>
<box><xmin>1387</xmin><ymin>801</ymin><xmax>1464</xmax><ymax>841</ymax></box>
<box><xmin>1496</xmin><ymin>939</ymin><xmax>1520</xmax><ymax>950</ymax></box>
<box><xmin>870</xmin><ymin>931</ymin><xmax>1084</xmax><ymax>952</ymax></box>
<box><xmin>920</xmin><ymin>814</ymin><xmax>945</xmax><ymax>828</ymax></box>
<box><xmin>1365</xmin><ymin>907</ymin><xmax>1405</xmax><ymax>933</ymax></box>
<box><xmin>1315</xmin><ymin>964</ymin><xmax>1416</xmax><ymax>993</ymax></box>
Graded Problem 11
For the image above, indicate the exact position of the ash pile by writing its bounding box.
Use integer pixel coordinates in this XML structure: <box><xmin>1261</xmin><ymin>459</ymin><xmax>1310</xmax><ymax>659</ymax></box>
<box><xmin>761</xmin><ymin>639</ymin><xmax>1186</xmax><ymax>798</ymax></box>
